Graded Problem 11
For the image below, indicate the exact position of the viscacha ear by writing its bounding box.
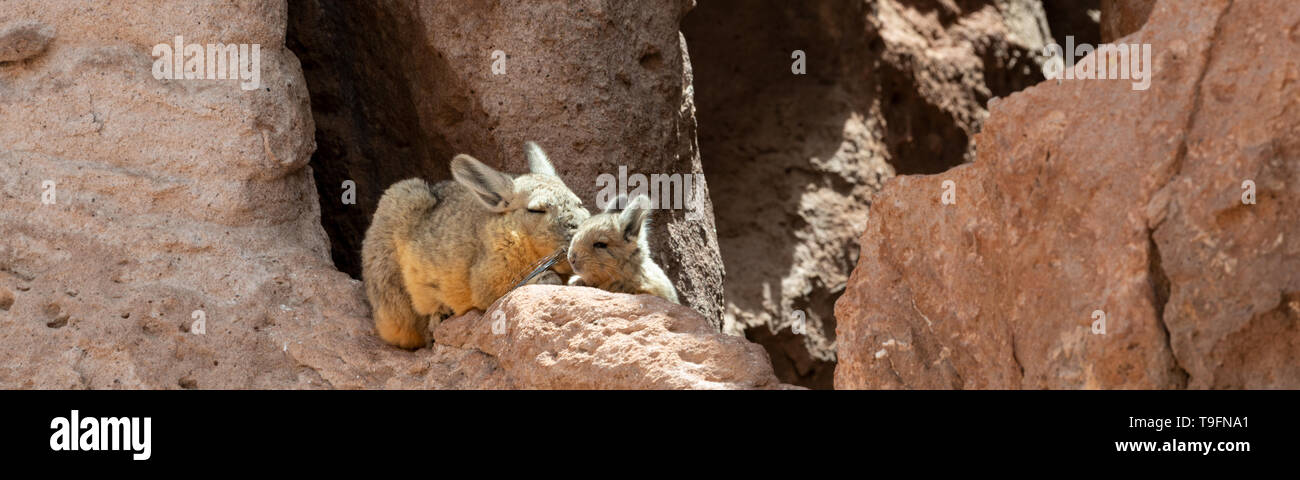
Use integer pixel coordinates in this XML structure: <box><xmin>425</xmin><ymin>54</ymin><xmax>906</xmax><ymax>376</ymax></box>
<box><xmin>618</xmin><ymin>194</ymin><xmax>653</xmax><ymax>241</ymax></box>
<box><xmin>451</xmin><ymin>154</ymin><xmax>517</xmax><ymax>212</ymax></box>
<box><xmin>524</xmin><ymin>141</ymin><xmax>558</xmax><ymax>177</ymax></box>
<box><xmin>602</xmin><ymin>194</ymin><xmax>629</xmax><ymax>214</ymax></box>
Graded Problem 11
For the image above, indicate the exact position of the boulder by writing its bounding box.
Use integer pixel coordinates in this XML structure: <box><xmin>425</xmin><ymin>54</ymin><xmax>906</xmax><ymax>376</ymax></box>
<box><xmin>434</xmin><ymin>286</ymin><xmax>790</xmax><ymax>389</ymax></box>
<box><xmin>0</xmin><ymin>0</ymin><xmax>334</xmax><ymax>389</ymax></box>
<box><xmin>835</xmin><ymin>0</ymin><xmax>1300</xmax><ymax>389</ymax></box>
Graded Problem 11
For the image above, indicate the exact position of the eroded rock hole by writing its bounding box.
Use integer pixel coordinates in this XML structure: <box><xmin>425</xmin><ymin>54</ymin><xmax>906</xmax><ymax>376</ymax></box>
<box><xmin>877</xmin><ymin>62</ymin><xmax>971</xmax><ymax>175</ymax></box>
<box><xmin>1100</xmin><ymin>0</ymin><xmax>1156</xmax><ymax>43</ymax></box>
<box><xmin>684</xmin><ymin>0</ymin><xmax>877</xmax><ymax>389</ymax></box>
<box><xmin>685</xmin><ymin>0</ymin><xmax>1074</xmax><ymax>388</ymax></box>
<box><xmin>1047</xmin><ymin>0</ymin><xmax>1102</xmax><ymax>47</ymax></box>
<box><xmin>287</xmin><ymin>0</ymin><xmax>465</xmax><ymax>278</ymax></box>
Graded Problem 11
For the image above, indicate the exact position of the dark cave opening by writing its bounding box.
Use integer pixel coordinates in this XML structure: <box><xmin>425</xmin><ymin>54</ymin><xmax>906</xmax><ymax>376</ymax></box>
<box><xmin>683</xmin><ymin>0</ymin><xmax>874</xmax><ymax>390</ymax></box>
<box><xmin>286</xmin><ymin>0</ymin><xmax>458</xmax><ymax>279</ymax></box>
<box><xmin>683</xmin><ymin>0</ymin><xmax>1093</xmax><ymax>389</ymax></box>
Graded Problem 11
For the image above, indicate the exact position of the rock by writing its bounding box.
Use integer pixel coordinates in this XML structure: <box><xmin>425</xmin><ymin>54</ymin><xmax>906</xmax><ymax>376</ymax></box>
<box><xmin>287</xmin><ymin>0</ymin><xmax>726</xmax><ymax>326</ymax></box>
<box><xmin>434</xmin><ymin>285</ymin><xmax>791</xmax><ymax>389</ymax></box>
<box><xmin>0</xmin><ymin>0</ymin><xmax>775</xmax><ymax>390</ymax></box>
<box><xmin>9</xmin><ymin>0</ymin><xmax>1284</xmax><ymax>392</ymax></box>
<box><xmin>0</xmin><ymin>0</ymin><xmax>335</xmax><ymax>389</ymax></box>
<box><xmin>835</xmin><ymin>0</ymin><xmax>1300</xmax><ymax>389</ymax></box>
<box><xmin>1149</xmin><ymin>0</ymin><xmax>1300</xmax><ymax>388</ymax></box>
<box><xmin>683</xmin><ymin>0</ymin><xmax>1059</xmax><ymax>388</ymax></box>
<box><xmin>1100</xmin><ymin>0</ymin><xmax>1157</xmax><ymax>42</ymax></box>
<box><xmin>0</xmin><ymin>20</ymin><xmax>54</xmax><ymax>63</ymax></box>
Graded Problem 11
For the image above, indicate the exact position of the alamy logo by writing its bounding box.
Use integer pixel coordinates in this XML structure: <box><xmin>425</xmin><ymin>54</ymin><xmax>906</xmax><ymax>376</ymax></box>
<box><xmin>1042</xmin><ymin>35</ymin><xmax>1152</xmax><ymax>91</ymax></box>
<box><xmin>152</xmin><ymin>35</ymin><xmax>261</xmax><ymax>91</ymax></box>
<box><xmin>49</xmin><ymin>410</ymin><xmax>152</xmax><ymax>460</ymax></box>
<box><xmin>595</xmin><ymin>166</ymin><xmax>706</xmax><ymax>221</ymax></box>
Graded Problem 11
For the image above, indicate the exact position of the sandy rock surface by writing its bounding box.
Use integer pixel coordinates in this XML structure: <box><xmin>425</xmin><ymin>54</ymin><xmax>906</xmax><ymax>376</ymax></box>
<box><xmin>435</xmin><ymin>285</ymin><xmax>790</xmax><ymax>389</ymax></box>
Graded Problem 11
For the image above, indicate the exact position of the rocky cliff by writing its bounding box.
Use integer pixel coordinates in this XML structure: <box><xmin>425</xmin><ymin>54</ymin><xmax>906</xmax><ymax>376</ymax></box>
<box><xmin>1</xmin><ymin>0</ymin><xmax>1291</xmax><ymax>390</ymax></box>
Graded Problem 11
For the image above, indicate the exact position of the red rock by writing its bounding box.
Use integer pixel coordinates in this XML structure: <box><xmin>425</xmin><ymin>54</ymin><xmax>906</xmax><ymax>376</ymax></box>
<box><xmin>836</xmin><ymin>0</ymin><xmax>1299</xmax><ymax>389</ymax></box>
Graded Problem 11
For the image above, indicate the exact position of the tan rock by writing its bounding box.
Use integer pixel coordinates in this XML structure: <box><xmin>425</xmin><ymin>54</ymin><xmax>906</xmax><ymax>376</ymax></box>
<box><xmin>434</xmin><ymin>285</ymin><xmax>790</xmax><ymax>389</ymax></box>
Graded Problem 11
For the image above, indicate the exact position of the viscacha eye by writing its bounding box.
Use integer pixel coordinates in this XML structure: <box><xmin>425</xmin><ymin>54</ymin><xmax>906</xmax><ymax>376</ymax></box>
<box><xmin>593</xmin><ymin>242</ymin><xmax>608</xmax><ymax>249</ymax></box>
<box><xmin>527</xmin><ymin>208</ymin><xmax>546</xmax><ymax>214</ymax></box>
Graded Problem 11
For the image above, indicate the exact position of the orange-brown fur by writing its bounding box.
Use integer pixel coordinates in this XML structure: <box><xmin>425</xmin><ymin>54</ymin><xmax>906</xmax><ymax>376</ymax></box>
<box><xmin>363</xmin><ymin>143</ymin><xmax>589</xmax><ymax>348</ymax></box>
